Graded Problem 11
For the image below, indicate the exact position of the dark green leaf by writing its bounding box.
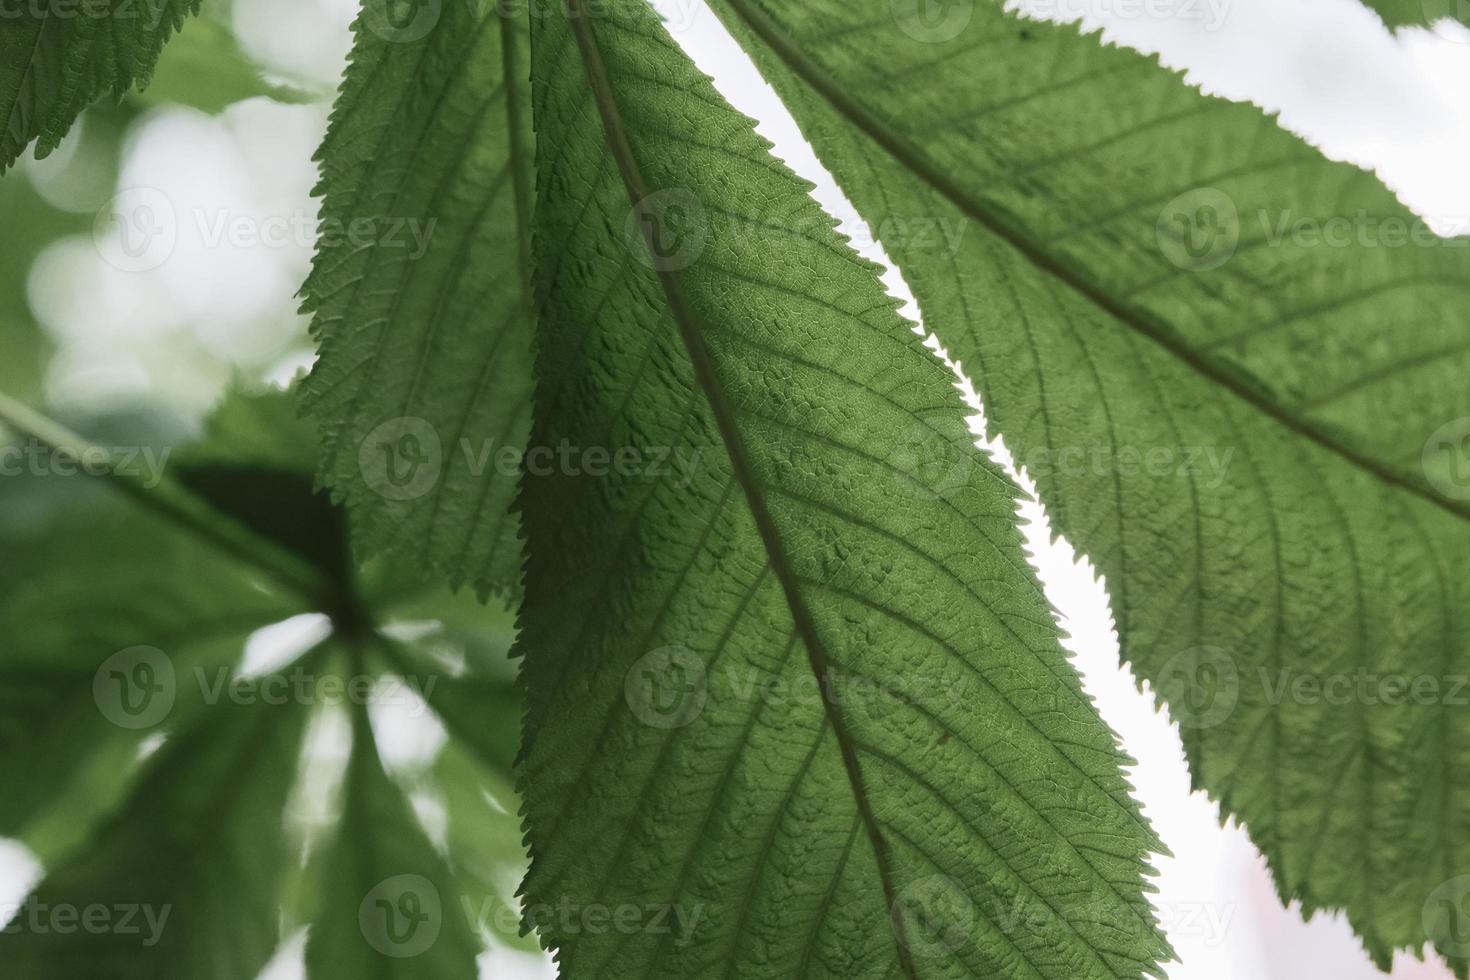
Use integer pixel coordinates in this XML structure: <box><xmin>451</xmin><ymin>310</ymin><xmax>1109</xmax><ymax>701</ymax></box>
<box><xmin>515</xmin><ymin>2</ymin><xmax>1168</xmax><ymax>977</ymax></box>
<box><xmin>0</xmin><ymin>0</ymin><xmax>201</xmax><ymax>169</ymax></box>
<box><xmin>301</xmin><ymin>0</ymin><xmax>536</xmax><ymax>599</ymax></box>
<box><xmin>713</xmin><ymin>0</ymin><xmax>1470</xmax><ymax>970</ymax></box>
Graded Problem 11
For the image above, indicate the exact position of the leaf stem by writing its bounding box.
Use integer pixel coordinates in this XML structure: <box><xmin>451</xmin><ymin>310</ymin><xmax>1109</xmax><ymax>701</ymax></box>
<box><xmin>0</xmin><ymin>388</ymin><xmax>328</xmax><ymax>606</ymax></box>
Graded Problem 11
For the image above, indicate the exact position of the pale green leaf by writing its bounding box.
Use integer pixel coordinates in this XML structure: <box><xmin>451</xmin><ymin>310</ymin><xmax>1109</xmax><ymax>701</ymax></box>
<box><xmin>132</xmin><ymin>9</ymin><xmax>316</xmax><ymax>114</ymax></box>
<box><xmin>431</xmin><ymin>738</ymin><xmax>536</xmax><ymax>952</ymax></box>
<box><xmin>0</xmin><ymin>388</ymin><xmax>533</xmax><ymax>975</ymax></box>
<box><xmin>515</xmin><ymin>2</ymin><xmax>1168</xmax><ymax>977</ymax></box>
<box><xmin>0</xmin><ymin>453</ymin><xmax>306</xmax><ymax>858</ymax></box>
<box><xmin>384</xmin><ymin>597</ymin><xmax>532</xmax><ymax>950</ymax></box>
<box><xmin>0</xmin><ymin>698</ymin><xmax>312</xmax><ymax>978</ymax></box>
<box><xmin>712</xmin><ymin>0</ymin><xmax>1470</xmax><ymax>970</ymax></box>
<box><xmin>305</xmin><ymin>704</ymin><xmax>481</xmax><ymax>980</ymax></box>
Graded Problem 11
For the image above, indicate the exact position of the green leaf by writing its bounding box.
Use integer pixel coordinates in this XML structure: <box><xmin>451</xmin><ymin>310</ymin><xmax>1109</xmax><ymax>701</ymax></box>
<box><xmin>712</xmin><ymin>0</ymin><xmax>1470</xmax><ymax>971</ymax></box>
<box><xmin>393</xmin><ymin>618</ymin><xmax>521</xmax><ymax>778</ymax></box>
<box><xmin>383</xmin><ymin>595</ymin><xmax>532</xmax><ymax>950</ymax></box>
<box><xmin>304</xmin><ymin>703</ymin><xmax>481</xmax><ymax>979</ymax></box>
<box><xmin>0</xmin><ymin>446</ymin><xmax>305</xmax><ymax>859</ymax></box>
<box><xmin>430</xmin><ymin>737</ymin><xmax>537</xmax><ymax>952</ymax></box>
<box><xmin>1356</xmin><ymin>0</ymin><xmax>1470</xmax><ymax>29</ymax></box>
<box><xmin>0</xmin><ymin>0</ymin><xmax>201</xmax><ymax>169</ymax></box>
<box><xmin>515</xmin><ymin>2</ymin><xmax>1167</xmax><ymax>977</ymax></box>
<box><xmin>0</xmin><ymin>388</ymin><xmax>534</xmax><ymax>975</ymax></box>
<box><xmin>172</xmin><ymin>387</ymin><xmax>358</xmax><ymax>592</ymax></box>
<box><xmin>301</xmin><ymin>0</ymin><xmax>536</xmax><ymax>599</ymax></box>
<box><xmin>0</xmin><ymin>698</ymin><xmax>312</xmax><ymax>978</ymax></box>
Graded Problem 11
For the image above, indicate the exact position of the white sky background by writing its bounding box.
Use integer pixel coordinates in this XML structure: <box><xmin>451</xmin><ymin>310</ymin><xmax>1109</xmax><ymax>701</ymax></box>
<box><xmin>8</xmin><ymin>0</ymin><xmax>1470</xmax><ymax>977</ymax></box>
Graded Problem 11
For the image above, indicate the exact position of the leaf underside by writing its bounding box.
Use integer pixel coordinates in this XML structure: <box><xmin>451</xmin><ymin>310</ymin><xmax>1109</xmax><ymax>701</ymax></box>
<box><xmin>514</xmin><ymin>2</ymin><xmax>1168</xmax><ymax>978</ymax></box>
<box><xmin>301</xmin><ymin>2</ymin><xmax>536</xmax><ymax>600</ymax></box>
<box><xmin>713</xmin><ymin>0</ymin><xmax>1470</xmax><ymax>971</ymax></box>
<box><xmin>6</xmin><ymin>0</ymin><xmax>1462</xmax><ymax>974</ymax></box>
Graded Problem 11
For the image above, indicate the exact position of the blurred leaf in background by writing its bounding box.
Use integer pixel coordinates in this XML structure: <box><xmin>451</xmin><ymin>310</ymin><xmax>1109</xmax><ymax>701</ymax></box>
<box><xmin>0</xmin><ymin>387</ymin><xmax>536</xmax><ymax>977</ymax></box>
<box><xmin>1</xmin><ymin>0</ymin><xmax>340</xmax><ymax>441</ymax></box>
<box><xmin>136</xmin><ymin>0</ymin><xmax>322</xmax><ymax>115</ymax></box>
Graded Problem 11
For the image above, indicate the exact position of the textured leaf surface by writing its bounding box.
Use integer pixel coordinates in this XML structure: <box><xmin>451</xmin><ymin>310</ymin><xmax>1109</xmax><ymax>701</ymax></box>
<box><xmin>515</xmin><ymin>2</ymin><xmax>1167</xmax><ymax>977</ymax></box>
<box><xmin>714</xmin><ymin>0</ymin><xmax>1470</xmax><ymax>970</ymax></box>
<box><xmin>301</xmin><ymin>1</ymin><xmax>536</xmax><ymax>598</ymax></box>
<box><xmin>0</xmin><ymin>0</ymin><xmax>200</xmax><ymax>169</ymax></box>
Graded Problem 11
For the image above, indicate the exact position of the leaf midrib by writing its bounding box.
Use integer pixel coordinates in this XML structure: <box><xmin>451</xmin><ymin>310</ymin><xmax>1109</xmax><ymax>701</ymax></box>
<box><xmin>718</xmin><ymin>0</ymin><xmax>1470</xmax><ymax>527</ymax></box>
<box><xmin>561</xmin><ymin>4</ymin><xmax>921</xmax><ymax>976</ymax></box>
